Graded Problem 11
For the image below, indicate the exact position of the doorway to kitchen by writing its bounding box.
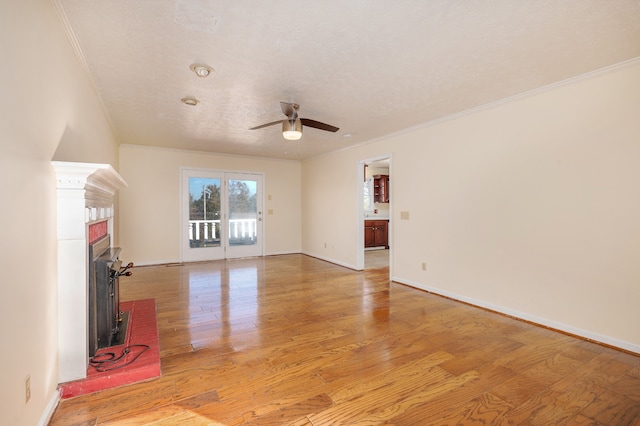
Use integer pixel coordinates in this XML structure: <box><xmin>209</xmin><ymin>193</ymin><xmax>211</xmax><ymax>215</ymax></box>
<box><xmin>181</xmin><ymin>168</ymin><xmax>263</xmax><ymax>262</ymax></box>
<box><xmin>358</xmin><ymin>156</ymin><xmax>392</xmax><ymax>273</ymax></box>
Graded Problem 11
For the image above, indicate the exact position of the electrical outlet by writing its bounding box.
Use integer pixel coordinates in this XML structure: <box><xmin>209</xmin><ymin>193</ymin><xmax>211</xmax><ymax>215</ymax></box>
<box><xmin>400</xmin><ymin>211</ymin><xmax>410</xmax><ymax>220</ymax></box>
<box><xmin>421</xmin><ymin>262</ymin><xmax>427</xmax><ymax>271</ymax></box>
<box><xmin>25</xmin><ymin>375</ymin><xmax>31</xmax><ymax>403</ymax></box>
<box><xmin>324</xmin><ymin>242</ymin><xmax>327</xmax><ymax>248</ymax></box>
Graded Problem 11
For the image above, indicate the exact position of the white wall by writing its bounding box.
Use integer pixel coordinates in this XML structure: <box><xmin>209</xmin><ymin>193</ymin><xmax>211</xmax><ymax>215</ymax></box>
<box><xmin>302</xmin><ymin>60</ymin><xmax>640</xmax><ymax>352</ymax></box>
<box><xmin>303</xmin><ymin>152</ymin><xmax>361</xmax><ymax>268</ymax></box>
<box><xmin>119</xmin><ymin>145</ymin><xmax>302</xmax><ymax>264</ymax></box>
<box><xmin>0</xmin><ymin>1</ymin><xmax>119</xmax><ymax>424</ymax></box>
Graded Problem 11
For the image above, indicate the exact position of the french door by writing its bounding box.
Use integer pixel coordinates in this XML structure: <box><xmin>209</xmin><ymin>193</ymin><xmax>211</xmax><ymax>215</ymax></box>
<box><xmin>181</xmin><ymin>168</ymin><xmax>263</xmax><ymax>262</ymax></box>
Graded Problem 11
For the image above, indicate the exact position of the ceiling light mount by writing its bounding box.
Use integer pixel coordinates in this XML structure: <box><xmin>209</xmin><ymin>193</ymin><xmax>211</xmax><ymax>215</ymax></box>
<box><xmin>190</xmin><ymin>63</ymin><xmax>213</xmax><ymax>78</ymax></box>
<box><xmin>181</xmin><ymin>97</ymin><xmax>199</xmax><ymax>106</ymax></box>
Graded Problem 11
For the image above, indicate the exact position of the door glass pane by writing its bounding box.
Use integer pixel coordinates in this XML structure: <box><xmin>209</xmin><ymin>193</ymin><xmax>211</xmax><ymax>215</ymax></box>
<box><xmin>189</xmin><ymin>177</ymin><xmax>221</xmax><ymax>248</ymax></box>
<box><xmin>228</xmin><ymin>179</ymin><xmax>257</xmax><ymax>247</ymax></box>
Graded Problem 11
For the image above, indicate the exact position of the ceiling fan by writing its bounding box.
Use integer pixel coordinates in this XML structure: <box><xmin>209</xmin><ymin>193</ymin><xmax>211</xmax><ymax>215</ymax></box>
<box><xmin>250</xmin><ymin>102</ymin><xmax>339</xmax><ymax>140</ymax></box>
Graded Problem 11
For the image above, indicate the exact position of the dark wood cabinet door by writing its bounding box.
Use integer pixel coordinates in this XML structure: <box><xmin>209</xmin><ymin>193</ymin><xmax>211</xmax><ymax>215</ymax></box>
<box><xmin>373</xmin><ymin>223</ymin><xmax>388</xmax><ymax>248</ymax></box>
<box><xmin>364</xmin><ymin>223</ymin><xmax>376</xmax><ymax>247</ymax></box>
<box><xmin>373</xmin><ymin>175</ymin><xmax>389</xmax><ymax>203</ymax></box>
<box><xmin>364</xmin><ymin>220</ymin><xmax>389</xmax><ymax>248</ymax></box>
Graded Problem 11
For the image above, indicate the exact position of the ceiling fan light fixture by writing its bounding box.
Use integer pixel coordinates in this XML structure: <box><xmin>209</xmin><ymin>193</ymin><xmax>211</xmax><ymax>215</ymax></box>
<box><xmin>282</xmin><ymin>118</ymin><xmax>302</xmax><ymax>140</ymax></box>
<box><xmin>189</xmin><ymin>63</ymin><xmax>213</xmax><ymax>78</ymax></box>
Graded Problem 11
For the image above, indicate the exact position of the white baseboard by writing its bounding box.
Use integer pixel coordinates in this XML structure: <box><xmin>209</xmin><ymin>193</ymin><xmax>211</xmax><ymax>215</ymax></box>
<box><xmin>301</xmin><ymin>251</ymin><xmax>359</xmax><ymax>271</ymax></box>
<box><xmin>133</xmin><ymin>258</ymin><xmax>182</xmax><ymax>267</ymax></box>
<box><xmin>38</xmin><ymin>388</ymin><xmax>60</xmax><ymax>426</ymax></box>
<box><xmin>134</xmin><ymin>252</ymin><xmax>303</xmax><ymax>267</ymax></box>
<box><xmin>264</xmin><ymin>250</ymin><xmax>301</xmax><ymax>256</ymax></box>
<box><xmin>392</xmin><ymin>276</ymin><xmax>640</xmax><ymax>355</ymax></box>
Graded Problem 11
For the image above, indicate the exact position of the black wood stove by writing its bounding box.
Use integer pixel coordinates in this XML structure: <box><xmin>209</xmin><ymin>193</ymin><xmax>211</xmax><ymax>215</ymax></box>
<box><xmin>88</xmin><ymin>235</ymin><xmax>133</xmax><ymax>357</ymax></box>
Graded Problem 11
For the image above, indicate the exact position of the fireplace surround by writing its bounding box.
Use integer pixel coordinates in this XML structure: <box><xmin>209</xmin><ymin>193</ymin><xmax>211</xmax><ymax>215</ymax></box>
<box><xmin>53</xmin><ymin>162</ymin><xmax>127</xmax><ymax>383</ymax></box>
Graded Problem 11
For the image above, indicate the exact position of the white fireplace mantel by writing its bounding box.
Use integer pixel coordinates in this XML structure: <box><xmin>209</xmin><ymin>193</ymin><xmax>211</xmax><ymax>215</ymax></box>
<box><xmin>52</xmin><ymin>161</ymin><xmax>127</xmax><ymax>383</ymax></box>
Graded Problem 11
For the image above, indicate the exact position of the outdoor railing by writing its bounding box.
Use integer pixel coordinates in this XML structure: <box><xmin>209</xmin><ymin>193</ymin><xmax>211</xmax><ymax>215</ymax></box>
<box><xmin>189</xmin><ymin>219</ymin><xmax>257</xmax><ymax>243</ymax></box>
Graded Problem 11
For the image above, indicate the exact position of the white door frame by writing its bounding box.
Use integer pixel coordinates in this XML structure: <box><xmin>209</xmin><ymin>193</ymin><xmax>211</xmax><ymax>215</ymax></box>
<box><xmin>180</xmin><ymin>167</ymin><xmax>264</xmax><ymax>262</ymax></box>
<box><xmin>357</xmin><ymin>155</ymin><xmax>393</xmax><ymax>278</ymax></box>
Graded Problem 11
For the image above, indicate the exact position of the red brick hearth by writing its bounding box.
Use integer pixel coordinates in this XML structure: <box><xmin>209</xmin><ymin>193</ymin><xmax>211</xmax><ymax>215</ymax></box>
<box><xmin>59</xmin><ymin>298</ymin><xmax>160</xmax><ymax>398</ymax></box>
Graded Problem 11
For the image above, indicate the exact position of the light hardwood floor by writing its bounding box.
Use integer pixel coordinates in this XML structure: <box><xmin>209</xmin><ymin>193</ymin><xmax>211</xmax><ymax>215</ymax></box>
<box><xmin>50</xmin><ymin>254</ymin><xmax>640</xmax><ymax>425</ymax></box>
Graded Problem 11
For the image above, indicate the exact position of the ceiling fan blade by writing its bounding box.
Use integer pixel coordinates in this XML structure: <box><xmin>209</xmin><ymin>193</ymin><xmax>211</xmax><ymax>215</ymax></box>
<box><xmin>280</xmin><ymin>102</ymin><xmax>299</xmax><ymax>119</ymax></box>
<box><xmin>249</xmin><ymin>120</ymin><xmax>283</xmax><ymax>130</ymax></box>
<box><xmin>300</xmin><ymin>118</ymin><xmax>339</xmax><ymax>133</ymax></box>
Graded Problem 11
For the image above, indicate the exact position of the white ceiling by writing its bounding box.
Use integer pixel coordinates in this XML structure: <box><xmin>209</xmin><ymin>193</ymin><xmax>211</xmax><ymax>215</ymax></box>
<box><xmin>56</xmin><ymin>0</ymin><xmax>640</xmax><ymax>160</ymax></box>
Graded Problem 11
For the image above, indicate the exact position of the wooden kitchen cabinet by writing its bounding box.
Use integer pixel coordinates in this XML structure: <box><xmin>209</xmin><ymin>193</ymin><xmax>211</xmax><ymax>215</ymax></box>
<box><xmin>364</xmin><ymin>220</ymin><xmax>388</xmax><ymax>248</ymax></box>
<box><xmin>373</xmin><ymin>174</ymin><xmax>389</xmax><ymax>203</ymax></box>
